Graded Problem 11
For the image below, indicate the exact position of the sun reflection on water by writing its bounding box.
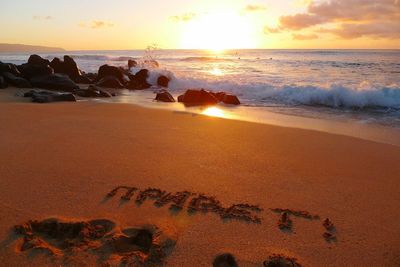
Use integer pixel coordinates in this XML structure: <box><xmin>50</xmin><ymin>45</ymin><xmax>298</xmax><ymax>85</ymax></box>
<box><xmin>201</xmin><ymin>107</ymin><xmax>227</xmax><ymax>118</ymax></box>
<box><xmin>209</xmin><ymin>67</ymin><xmax>223</xmax><ymax>76</ymax></box>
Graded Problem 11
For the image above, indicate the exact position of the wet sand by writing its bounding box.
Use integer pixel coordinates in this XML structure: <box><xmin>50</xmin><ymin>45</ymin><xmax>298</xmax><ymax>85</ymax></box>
<box><xmin>0</xmin><ymin>94</ymin><xmax>400</xmax><ymax>266</ymax></box>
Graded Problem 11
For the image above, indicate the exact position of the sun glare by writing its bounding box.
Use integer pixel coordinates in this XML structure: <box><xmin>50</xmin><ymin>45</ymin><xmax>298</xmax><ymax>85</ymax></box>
<box><xmin>180</xmin><ymin>11</ymin><xmax>255</xmax><ymax>51</ymax></box>
<box><xmin>201</xmin><ymin>107</ymin><xmax>227</xmax><ymax>118</ymax></box>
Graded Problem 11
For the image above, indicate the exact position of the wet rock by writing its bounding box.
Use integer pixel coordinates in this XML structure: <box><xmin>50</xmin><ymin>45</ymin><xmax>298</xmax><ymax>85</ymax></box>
<box><xmin>211</xmin><ymin>92</ymin><xmax>226</xmax><ymax>102</ymax></box>
<box><xmin>127</xmin><ymin>69</ymin><xmax>151</xmax><ymax>90</ymax></box>
<box><xmin>157</xmin><ymin>75</ymin><xmax>170</xmax><ymax>87</ymax></box>
<box><xmin>49</xmin><ymin>57</ymin><xmax>64</xmax><ymax>73</ymax></box>
<box><xmin>24</xmin><ymin>90</ymin><xmax>76</xmax><ymax>103</ymax></box>
<box><xmin>0</xmin><ymin>62</ymin><xmax>21</xmax><ymax>76</ymax></box>
<box><xmin>0</xmin><ymin>75</ymin><xmax>7</xmax><ymax>89</ymax></box>
<box><xmin>155</xmin><ymin>91</ymin><xmax>175</xmax><ymax>102</ymax></box>
<box><xmin>97</xmin><ymin>64</ymin><xmax>125</xmax><ymax>83</ymax></box>
<box><xmin>30</xmin><ymin>74</ymin><xmax>80</xmax><ymax>92</ymax></box>
<box><xmin>73</xmin><ymin>75</ymin><xmax>92</xmax><ymax>84</ymax></box>
<box><xmin>96</xmin><ymin>76</ymin><xmax>124</xmax><ymax>89</ymax></box>
<box><xmin>177</xmin><ymin>89</ymin><xmax>219</xmax><ymax>106</ymax></box>
<box><xmin>128</xmin><ymin>59</ymin><xmax>137</xmax><ymax>69</ymax></box>
<box><xmin>213</xmin><ymin>253</ymin><xmax>238</xmax><ymax>267</ymax></box>
<box><xmin>19</xmin><ymin>63</ymin><xmax>54</xmax><ymax>80</ymax></box>
<box><xmin>2</xmin><ymin>72</ymin><xmax>31</xmax><ymax>88</ymax></box>
<box><xmin>63</xmin><ymin>55</ymin><xmax>81</xmax><ymax>78</ymax></box>
<box><xmin>135</xmin><ymin>69</ymin><xmax>149</xmax><ymax>83</ymax></box>
<box><xmin>222</xmin><ymin>94</ymin><xmax>240</xmax><ymax>105</ymax></box>
<box><xmin>28</xmin><ymin>54</ymin><xmax>50</xmax><ymax>67</ymax></box>
<box><xmin>50</xmin><ymin>56</ymin><xmax>83</xmax><ymax>81</ymax></box>
<box><xmin>75</xmin><ymin>85</ymin><xmax>112</xmax><ymax>98</ymax></box>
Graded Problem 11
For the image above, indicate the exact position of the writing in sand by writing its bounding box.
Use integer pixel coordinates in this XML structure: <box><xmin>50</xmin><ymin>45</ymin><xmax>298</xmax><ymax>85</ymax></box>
<box><xmin>106</xmin><ymin>186</ymin><xmax>337</xmax><ymax>242</ymax></box>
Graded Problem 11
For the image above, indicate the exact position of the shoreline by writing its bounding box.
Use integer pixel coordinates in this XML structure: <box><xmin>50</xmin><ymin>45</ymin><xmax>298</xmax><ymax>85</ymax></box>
<box><xmin>3</xmin><ymin>87</ymin><xmax>399</xmax><ymax>147</ymax></box>
<box><xmin>0</xmin><ymin>98</ymin><xmax>400</xmax><ymax>266</ymax></box>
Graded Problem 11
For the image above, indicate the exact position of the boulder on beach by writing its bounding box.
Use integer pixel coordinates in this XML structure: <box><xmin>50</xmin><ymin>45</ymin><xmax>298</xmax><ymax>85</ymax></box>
<box><xmin>27</xmin><ymin>54</ymin><xmax>50</xmax><ymax>67</ymax></box>
<box><xmin>177</xmin><ymin>89</ymin><xmax>219</xmax><ymax>106</ymax></box>
<box><xmin>155</xmin><ymin>91</ymin><xmax>175</xmax><ymax>102</ymax></box>
<box><xmin>30</xmin><ymin>74</ymin><xmax>80</xmax><ymax>92</ymax></box>
<box><xmin>0</xmin><ymin>76</ymin><xmax>8</xmax><ymax>89</ymax></box>
<box><xmin>24</xmin><ymin>90</ymin><xmax>76</xmax><ymax>103</ymax></box>
<box><xmin>128</xmin><ymin>59</ymin><xmax>137</xmax><ymax>69</ymax></box>
<box><xmin>50</xmin><ymin>56</ymin><xmax>85</xmax><ymax>82</ymax></box>
<box><xmin>73</xmin><ymin>74</ymin><xmax>93</xmax><ymax>84</ymax></box>
<box><xmin>96</xmin><ymin>76</ymin><xmax>125</xmax><ymax>89</ymax></box>
<box><xmin>75</xmin><ymin>85</ymin><xmax>112</xmax><ymax>98</ymax></box>
<box><xmin>2</xmin><ymin>72</ymin><xmax>31</xmax><ymax>88</ymax></box>
<box><xmin>97</xmin><ymin>64</ymin><xmax>125</xmax><ymax>83</ymax></box>
<box><xmin>0</xmin><ymin>62</ymin><xmax>21</xmax><ymax>76</ymax></box>
<box><xmin>157</xmin><ymin>75</ymin><xmax>170</xmax><ymax>87</ymax></box>
<box><xmin>222</xmin><ymin>94</ymin><xmax>241</xmax><ymax>105</ymax></box>
<box><xmin>63</xmin><ymin>55</ymin><xmax>81</xmax><ymax>78</ymax></box>
<box><xmin>18</xmin><ymin>63</ymin><xmax>54</xmax><ymax>80</ymax></box>
<box><xmin>126</xmin><ymin>69</ymin><xmax>151</xmax><ymax>90</ymax></box>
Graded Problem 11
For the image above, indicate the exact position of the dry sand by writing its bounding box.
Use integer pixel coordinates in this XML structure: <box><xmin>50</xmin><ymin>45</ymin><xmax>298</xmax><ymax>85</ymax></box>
<box><xmin>0</xmin><ymin>90</ymin><xmax>400</xmax><ymax>266</ymax></box>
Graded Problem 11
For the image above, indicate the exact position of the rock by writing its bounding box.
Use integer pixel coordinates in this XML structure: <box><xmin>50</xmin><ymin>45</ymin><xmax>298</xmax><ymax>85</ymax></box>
<box><xmin>2</xmin><ymin>72</ymin><xmax>31</xmax><ymax>88</ymax></box>
<box><xmin>211</xmin><ymin>92</ymin><xmax>226</xmax><ymax>102</ymax></box>
<box><xmin>177</xmin><ymin>89</ymin><xmax>219</xmax><ymax>106</ymax></box>
<box><xmin>0</xmin><ymin>75</ymin><xmax>7</xmax><ymax>89</ymax></box>
<box><xmin>222</xmin><ymin>94</ymin><xmax>240</xmax><ymax>105</ymax></box>
<box><xmin>30</xmin><ymin>74</ymin><xmax>79</xmax><ymax>92</ymax></box>
<box><xmin>24</xmin><ymin>90</ymin><xmax>76</xmax><ymax>103</ymax></box>
<box><xmin>97</xmin><ymin>65</ymin><xmax>125</xmax><ymax>83</ymax></box>
<box><xmin>18</xmin><ymin>63</ymin><xmax>54</xmax><ymax>80</ymax></box>
<box><xmin>126</xmin><ymin>69</ymin><xmax>151</xmax><ymax>90</ymax></box>
<box><xmin>96</xmin><ymin>76</ymin><xmax>124</xmax><ymax>88</ymax></box>
<box><xmin>73</xmin><ymin>75</ymin><xmax>92</xmax><ymax>84</ymax></box>
<box><xmin>49</xmin><ymin>57</ymin><xmax>64</xmax><ymax>73</ymax></box>
<box><xmin>213</xmin><ymin>253</ymin><xmax>238</xmax><ymax>267</ymax></box>
<box><xmin>0</xmin><ymin>62</ymin><xmax>21</xmax><ymax>76</ymax></box>
<box><xmin>74</xmin><ymin>85</ymin><xmax>112</xmax><ymax>98</ymax></box>
<box><xmin>63</xmin><ymin>55</ymin><xmax>81</xmax><ymax>78</ymax></box>
<box><xmin>28</xmin><ymin>54</ymin><xmax>50</xmax><ymax>67</ymax></box>
<box><xmin>128</xmin><ymin>59</ymin><xmax>137</xmax><ymax>69</ymax></box>
<box><xmin>49</xmin><ymin>56</ymin><xmax>81</xmax><ymax>80</ymax></box>
<box><xmin>155</xmin><ymin>91</ymin><xmax>175</xmax><ymax>102</ymax></box>
<box><xmin>157</xmin><ymin>75</ymin><xmax>170</xmax><ymax>87</ymax></box>
<box><xmin>135</xmin><ymin>69</ymin><xmax>149</xmax><ymax>83</ymax></box>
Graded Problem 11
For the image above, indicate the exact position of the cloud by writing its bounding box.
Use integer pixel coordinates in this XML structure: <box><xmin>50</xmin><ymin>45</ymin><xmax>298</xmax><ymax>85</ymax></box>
<box><xmin>264</xmin><ymin>26</ymin><xmax>281</xmax><ymax>34</ymax></box>
<box><xmin>319</xmin><ymin>22</ymin><xmax>400</xmax><ymax>39</ymax></box>
<box><xmin>79</xmin><ymin>20</ymin><xmax>114</xmax><ymax>29</ymax></box>
<box><xmin>292</xmin><ymin>33</ymin><xmax>319</xmax><ymax>40</ymax></box>
<box><xmin>33</xmin><ymin>15</ymin><xmax>53</xmax><ymax>20</ymax></box>
<box><xmin>267</xmin><ymin>0</ymin><xmax>400</xmax><ymax>39</ymax></box>
<box><xmin>279</xmin><ymin>14</ymin><xmax>327</xmax><ymax>30</ymax></box>
<box><xmin>244</xmin><ymin>5</ymin><xmax>267</xmax><ymax>12</ymax></box>
<box><xmin>170</xmin><ymin>13</ymin><xmax>197</xmax><ymax>22</ymax></box>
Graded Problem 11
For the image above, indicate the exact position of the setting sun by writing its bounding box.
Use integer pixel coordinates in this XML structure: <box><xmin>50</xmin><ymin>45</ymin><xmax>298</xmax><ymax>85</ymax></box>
<box><xmin>180</xmin><ymin>11</ymin><xmax>256</xmax><ymax>51</ymax></box>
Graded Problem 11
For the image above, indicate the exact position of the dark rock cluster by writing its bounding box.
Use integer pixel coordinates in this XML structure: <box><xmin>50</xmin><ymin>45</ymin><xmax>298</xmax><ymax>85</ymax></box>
<box><xmin>1</xmin><ymin>55</ymin><xmax>241</xmax><ymax>106</ymax></box>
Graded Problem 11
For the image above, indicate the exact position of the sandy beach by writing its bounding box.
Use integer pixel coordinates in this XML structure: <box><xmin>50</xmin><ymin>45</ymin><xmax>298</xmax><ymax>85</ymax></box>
<box><xmin>0</xmin><ymin>90</ymin><xmax>399</xmax><ymax>266</ymax></box>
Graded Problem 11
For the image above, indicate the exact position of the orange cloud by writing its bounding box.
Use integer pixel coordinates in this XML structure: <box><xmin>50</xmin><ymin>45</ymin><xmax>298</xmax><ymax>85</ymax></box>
<box><xmin>268</xmin><ymin>0</ymin><xmax>400</xmax><ymax>39</ymax></box>
<box><xmin>292</xmin><ymin>33</ymin><xmax>319</xmax><ymax>40</ymax></box>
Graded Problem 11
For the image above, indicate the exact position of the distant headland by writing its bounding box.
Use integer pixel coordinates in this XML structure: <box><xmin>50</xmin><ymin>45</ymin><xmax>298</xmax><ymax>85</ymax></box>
<box><xmin>0</xmin><ymin>43</ymin><xmax>65</xmax><ymax>53</ymax></box>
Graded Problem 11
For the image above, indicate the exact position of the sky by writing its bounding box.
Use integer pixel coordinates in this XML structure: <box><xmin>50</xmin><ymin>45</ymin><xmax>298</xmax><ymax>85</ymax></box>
<box><xmin>0</xmin><ymin>0</ymin><xmax>399</xmax><ymax>50</ymax></box>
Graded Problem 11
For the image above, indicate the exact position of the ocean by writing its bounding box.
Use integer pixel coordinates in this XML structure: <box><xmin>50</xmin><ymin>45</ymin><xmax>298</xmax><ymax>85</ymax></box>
<box><xmin>1</xmin><ymin>49</ymin><xmax>400</xmax><ymax>133</ymax></box>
